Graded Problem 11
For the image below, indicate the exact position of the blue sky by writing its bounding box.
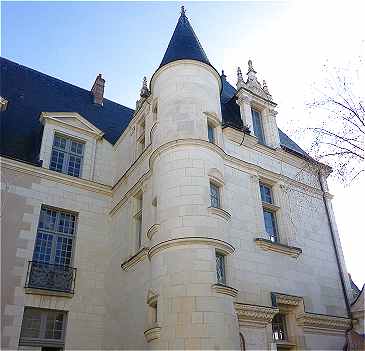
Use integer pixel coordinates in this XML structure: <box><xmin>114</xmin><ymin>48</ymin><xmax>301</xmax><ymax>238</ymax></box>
<box><xmin>2</xmin><ymin>1</ymin><xmax>364</xmax><ymax>287</ymax></box>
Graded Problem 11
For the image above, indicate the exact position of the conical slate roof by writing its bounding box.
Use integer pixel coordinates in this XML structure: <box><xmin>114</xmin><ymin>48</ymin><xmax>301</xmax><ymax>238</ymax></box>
<box><xmin>159</xmin><ymin>7</ymin><xmax>210</xmax><ymax>68</ymax></box>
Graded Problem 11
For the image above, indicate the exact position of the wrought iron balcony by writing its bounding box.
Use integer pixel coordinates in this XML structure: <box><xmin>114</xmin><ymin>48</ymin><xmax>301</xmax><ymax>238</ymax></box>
<box><xmin>25</xmin><ymin>261</ymin><xmax>76</xmax><ymax>294</ymax></box>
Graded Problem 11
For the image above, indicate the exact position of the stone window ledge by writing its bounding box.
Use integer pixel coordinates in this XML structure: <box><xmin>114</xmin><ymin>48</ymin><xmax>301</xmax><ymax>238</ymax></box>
<box><xmin>24</xmin><ymin>287</ymin><xmax>73</xmax><ymax>298</ymax></box>
<box><xmin>208</xmin><ymin>207</ymin><xmax>231</xmax><ymax>222</ymax></box>
<box><xmin>212</xmin><ymin>283</ymin><xmax>238</xmax><ymax>298</ymax></box>
<box><xmin>262</xmin><ymin>202</ymin><xmax>280</xmax><ymax>211</ymax></box>
<box><xmin>144</xmin><ymin>326</ymin><xmax>161</xmax><ymax>343</ymax></box>
<box><xmin>121</xmin><ymin>247</ymin><xmax>149</xmax><ymax>271</ymax></box>
<box><xmin>255</xmin><ymin>238</ymin><xmax>302</xmax><ymax>258</ymax></box>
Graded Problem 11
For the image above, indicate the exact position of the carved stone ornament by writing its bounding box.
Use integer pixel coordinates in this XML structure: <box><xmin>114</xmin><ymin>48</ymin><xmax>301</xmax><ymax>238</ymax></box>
<box><xmin>271</xmin><ymin>292</ymin><xmax>303</xmax><ymax>307</ymax></box>
<box><xmin>234</xmin><ymin>302</ymin><xmax>279</xmax><ymax>325</ymax></box>
<box><xmin>296</xmin><ymin>312</ymin><xmax>351</xmax><ymax>331</ymax></box>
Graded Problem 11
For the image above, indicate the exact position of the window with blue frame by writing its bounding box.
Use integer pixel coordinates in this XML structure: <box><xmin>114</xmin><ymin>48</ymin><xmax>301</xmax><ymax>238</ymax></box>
<box><xmin>50</xmin><ymin>134</ymin><xmax>84</xmax><ymax>178</ymax></box>
<box><xmin>215</xmin><ymin>251</ymin><xmax>226</xmax><ymax>285</ymax></box>
<box><xmin>33</xmin><ymin>207</ymin><xmax>76</xmax><ymax>266</ymax></box>
<box><xmin>251</xmin><ymin>108</ymin><xmax>265</xmax><ymax>144</ymax></box>
<box><xmin>259</xmin><ymin>183</ymin><xmax>279</xmax><ymax>242</ymax></box>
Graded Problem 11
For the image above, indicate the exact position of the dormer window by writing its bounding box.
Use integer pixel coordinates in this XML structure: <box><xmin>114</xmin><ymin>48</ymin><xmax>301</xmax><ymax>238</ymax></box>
<box><xmin>50</xmin><ymin>134</ymin><xmax>84</xmax><ymax>178</ymax></box>
<box><xmin>251</xmin><ymin>108</ymin><xmax>265</xmax><ymax>144</ymax></box>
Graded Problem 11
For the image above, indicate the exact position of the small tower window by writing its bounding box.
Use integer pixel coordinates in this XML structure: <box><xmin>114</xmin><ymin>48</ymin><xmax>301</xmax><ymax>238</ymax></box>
<box><xmin>207</xmin><ymin>123</ymin><xmax>215</xmax><ymax>143</ymax></box>
<box><xmin>210</xmin><ymin>182</ymin><xmax>221</xmax><ymax>208</ymax></box>
<box><xmin>251</xmin><ymin>108</ymin><xmax>265</xmax><ymax>144</ymax></box>
<box><xmin>215</xmin><ymin>251</ymin><xmax>226</xmax><ymax>285</ymax></box>
<box><xmin>133</xmin><ymin>192</ymin><xmax>143</xmax><ymax>250</ymax></box>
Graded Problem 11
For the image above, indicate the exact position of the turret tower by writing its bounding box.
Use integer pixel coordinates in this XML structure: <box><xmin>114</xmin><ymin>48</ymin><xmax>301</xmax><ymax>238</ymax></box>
<box><xmin>147</xmin><ymin>7</ymin><xmax>240</xmax><ymax>349</ymax></box>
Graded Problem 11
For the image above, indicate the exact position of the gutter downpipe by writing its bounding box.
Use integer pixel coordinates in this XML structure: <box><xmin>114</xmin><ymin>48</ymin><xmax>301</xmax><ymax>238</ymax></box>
<box><xmin>318</xmin><ymin>171</ymin><xmax>352</xmax><ymax>319</ymax></box>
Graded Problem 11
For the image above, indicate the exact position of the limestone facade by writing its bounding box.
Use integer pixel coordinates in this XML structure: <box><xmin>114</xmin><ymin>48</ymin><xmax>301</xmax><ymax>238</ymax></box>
<box><xmin>1</xmin><ymin>11</ymin><xmax>354</xmax><ymax>351</ymax></box>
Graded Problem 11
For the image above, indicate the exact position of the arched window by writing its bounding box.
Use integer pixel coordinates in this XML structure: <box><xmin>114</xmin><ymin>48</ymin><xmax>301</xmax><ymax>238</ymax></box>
<box><xmin>239</xmin><ymin>332</ymin><xmax>246</xmax><ymax>351</ymax></box>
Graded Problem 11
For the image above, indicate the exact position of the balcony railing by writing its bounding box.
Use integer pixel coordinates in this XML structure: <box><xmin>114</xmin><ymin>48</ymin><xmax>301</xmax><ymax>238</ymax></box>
<box><xmin>25</xmin><ymin>261</ymin><xmax>76</xmax><ymax>294</ymax></box>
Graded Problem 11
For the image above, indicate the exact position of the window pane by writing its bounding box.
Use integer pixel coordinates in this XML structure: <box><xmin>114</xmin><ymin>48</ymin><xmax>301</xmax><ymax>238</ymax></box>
<box><xmin>252</xmin><ymin>109</ymin><xmax>265</xmax><ymax>144</ymax></box>
<box><xmin>216</xmin><ymin>253</ymin><xmax>226</xmax><ymax>284</ymax></box>
<box><xmin>70</xmin><ymin>140</ymin><xmax>84</xmax><ymax>155</ymax></box>
<box><xmin>263</xmin><ymin>210</ymin><xmax>278</xmax><ymax>242</ymax></box>
<box><xmin>33</xmin><ymin>233</ymin><xmax>53</xmax><ymax>263</ymax></box>
<box><xmin>67</xmin><ymin>155</ymin><xmax>82</xmax><ymax>177</ymax></box>
<box><xmin>210</xmin><ymin>183</ymin><xmax>220</xmax><ymax>208</ymax></box>
<box><xmin>53</xmin><ymin>135</ymin><xmax>67</xmax><ymax>150</ymax></box>
<box><xmin>39</xmin><ymin>208</ymin><xmax>57</xmax><ymax>231</ymax></box>
<box><xmin>208</xmin><ymin>125</ymin><xmax>214</xmax><ymax>143</ymax></box>
<box><xmin>50</xmin><ymin>150</ymin><xmax>65</xmax><ymax>173</ymax></box>
<box><xmin>45</xmin><ymin>311</ymin><xmax>64</xmax><ymax>340</ymax></box>
<box><xmin>54</xmin><ymin>236</ymin><xmax>73</xmax><ymax>266</ymax></box>
<box><xmin>20</xmin><ymin>308</ymin><xmax>42</xmax><ymax>339</ymax></box>
<box><xmin>58</xmin><ymin>212</ymin><xmax>76</xmax><ymax>235</ymax></box>
<box><xmin>260</xmin><ymin>184</ymin><xmax>273</xmax><ymax>204</ymax></box>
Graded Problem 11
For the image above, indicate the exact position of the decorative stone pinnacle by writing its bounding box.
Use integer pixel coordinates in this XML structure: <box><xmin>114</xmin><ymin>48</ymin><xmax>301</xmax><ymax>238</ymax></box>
<box><xmin>237</xmin><ymin>67</ymin><xmax>244</xmax><ymax>88</ymax></box>
<box><xmin>262</xmin><ymin>80</ymin><xmax>273</xmax><ymax>100</ymax></box>
<box><xmin>140</xmin><ymin>76</ymin><xmax>150</xmax><ymax>98</ymax></box>
<box><xmin>247</xmin><ymin>59</ymin><xmax>257</xmax><ymax>74</ymax></box>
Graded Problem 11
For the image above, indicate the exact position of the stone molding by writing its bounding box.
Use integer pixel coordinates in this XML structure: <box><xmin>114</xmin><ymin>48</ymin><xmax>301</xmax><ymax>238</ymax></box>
<box><xmin>144</xmin><ymin>326</ymin><xmax>161</xmax><ymax>343</ymax></box>
<box><xmin>255</xmin><ymin>238</ymin><xmax>302</xmax><ymax>258</ymax></box>
<box><xmin>148</xmin><ymin>237</ymin><xmax>235</xmax><ymax>259</ymax></box>
<box><xmin>0</xmin><ymin>96</ymin><xmax>8</xmax><ymax>111</ymax></box>
<box><xmin>24</xmin><ymin>287</ymin><xmax>73</xmax><ymax>298</ymax></box>
<box><xmin>121</xmin><ymin>247</ymin><xmax>149</xmax><ymax>271</ymax></box>
<box><xmin>296</xmin><ymin>312</ymin><xmax>351</xmax><ymax>332</ymax></box>
<box><xmin>40</xmin><ymin>112</ymin><xmax>105</xmax><ymax>140</ymax></box>
<box><xmin>1</xmin><ymin>156</ymin><xmax>112</xmax><ymax>196</ymax></box>
<box><xmin>208</xmin><ymin>207</ymin><xmax>231</xmax><ymax>222</ymax></box>
<box><xmin>146</xmin><ymin>224</ymin><xmax>160</xmax><ymax>240</ymax></box>
<box><xmin>271</xmin><ymin>292</ymin><xmax>303</xmax><ymax>307</ymax></box>
<box><xmin>211</xmin><ymin>284</ymin><xmax>238</xmax><ymax>298</ymax></box>
<box><xmin>150</xmin><ymin>59</ymin><xmax>222</xmax><ymax>93</ymax></box>
<box><xmin>234</xmin><ymin>302</ymin><xmax>279</xmax><ymax>325</ymax></box>
<box><xmin>146</xmin><ymin>290</ymin><xmax>158</xmax><ymax>307</ymax></box>
<box><xmin>203</xmin><ymin>111</ymin><xmax>221</xmax><ymax>127</ymax></box>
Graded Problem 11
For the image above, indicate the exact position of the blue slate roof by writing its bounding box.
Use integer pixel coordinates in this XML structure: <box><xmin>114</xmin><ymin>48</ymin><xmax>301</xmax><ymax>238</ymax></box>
<box><xmin>0</xmin><ymin>57</ymin><xmax>134</xmax><ymax>164</ymax></box>
<box><xmin>219</xmin><ymin>73</ymin><xmax>307</xmax><ymax>157</ymax></box>
<box><xmin>159</xmin><ymin>10</ymin><xmax>210</xmax><ymax>68</ymax></box>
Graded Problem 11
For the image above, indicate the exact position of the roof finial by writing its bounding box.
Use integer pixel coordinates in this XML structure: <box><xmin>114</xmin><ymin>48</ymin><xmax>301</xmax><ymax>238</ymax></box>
<box><xmin>140</xmin><ymin>76</ymin><xmax>150</xmax><ymax>98</ymax></box>
<box><xmin>221</xmin><ymin>70</ymin><xmax>226</xmax><ymax>80</ymax></box>
<box><xmin>181</xmin><ymin>5</ymin><xmax>186</xmax><ymax>17</ymax></box>
<box><xmin>247</xmin><ymin>59</ymin><xmax>257</xmax><ymax>74</ymax></box>
<box><xmin>237</xmin><ymin>66</ymin><xmax>244</xmax><ymax>88</ymax></box>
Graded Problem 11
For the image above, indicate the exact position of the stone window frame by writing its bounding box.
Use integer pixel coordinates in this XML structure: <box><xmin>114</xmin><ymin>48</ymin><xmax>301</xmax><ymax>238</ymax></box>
<box><xmin>132</xmin><ymin>190</ymin><xmax>143</xmax><ymax>252</ymax></box>
<box><xmin>251</xmin><ymin>107</ymin><xmax>266</xmax><ymax>145</ymax></box>
<box><xmin>135</xmin><ymin>115</ymin><xmax>146</xmax><ymax>159</ymax></box>
<box><xmin>215</xmin><ymin>250</ymin><xmax>226</xmax><ymax>285</ymax></box>
<box><xmin>49</xmin><ymin>133</ymin><xmax>85</xmax><ymax>178</ymax></box>
<box><xmin>19</xmin><ymin>307</ymin><xmax>68</xmax><ymax>347</ymax></box>
<box><xmin>204</xmin><ymin>111</ymin><xmax>222</xmax><ymax>147</ymax></box>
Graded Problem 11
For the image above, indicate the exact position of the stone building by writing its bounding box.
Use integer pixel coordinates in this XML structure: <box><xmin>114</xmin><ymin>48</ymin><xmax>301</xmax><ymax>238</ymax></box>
<box><xmin>1</xmin><ymin>7</ymin><xmax>356</xmax><ymax>350</ymax></box>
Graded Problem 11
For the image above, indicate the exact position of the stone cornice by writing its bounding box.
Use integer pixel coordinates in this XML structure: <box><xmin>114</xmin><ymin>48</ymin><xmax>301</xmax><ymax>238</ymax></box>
<box><xmin>296</xmin><ymin>312</ymin><xmax>351</xmax><ymax>331</ymax></box>
<box><xmin>212</xmin><ymin>284</ymin><xmax>238</xmax><ymax>298</ymax></box>
<box><xmin>271</xmin><ymin>292</ymin><xmax>304</xmax><ymax>307</ymax></box>
<box><xmin>234</xmin><ymin>302</ymin><xmax>279</xmax><ymax>325</ymax></box>
<box><xmin>148</xmin><ymin>237</ymin><xmax>235</xmax><ymax>259</ymax></box>
<box><xmin>121</xmin><ymin>247</ymin><xmax>149</xmax><ymax>271</ymax></box>
<box><xmin>1</xmin><ymin>156</ymin><xmax>112</xmax><ymax>196</ymax></box>
<box><xmin>144</xmin><ymin>326</ymin><xmax>161</xmax><ymax>343</ymax></box>
<box><xmin>255</xmin><ymin>238</ymin><xmax>302</xmax><ymax>258</ymax></box>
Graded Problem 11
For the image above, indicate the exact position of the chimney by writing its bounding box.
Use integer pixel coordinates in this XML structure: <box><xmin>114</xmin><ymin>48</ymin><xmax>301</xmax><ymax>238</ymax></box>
<box><xmin>91</xmin><ymin>74</ymin><xmax>105</xmax><ymax>106</ymax></box>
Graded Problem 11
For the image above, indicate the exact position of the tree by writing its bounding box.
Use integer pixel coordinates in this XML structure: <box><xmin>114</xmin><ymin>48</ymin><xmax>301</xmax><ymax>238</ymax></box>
<box><xmin>306</xmin><ymin>57</ymin><xmax>364</xmax><ymax>184</ymax></box>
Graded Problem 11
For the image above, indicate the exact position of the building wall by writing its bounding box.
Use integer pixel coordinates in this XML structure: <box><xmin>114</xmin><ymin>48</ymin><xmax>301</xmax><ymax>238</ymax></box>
<box><xmin>1</xmin><ymin>60</ymin><xmax>353</xmax><ymax>350</ymax></box>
